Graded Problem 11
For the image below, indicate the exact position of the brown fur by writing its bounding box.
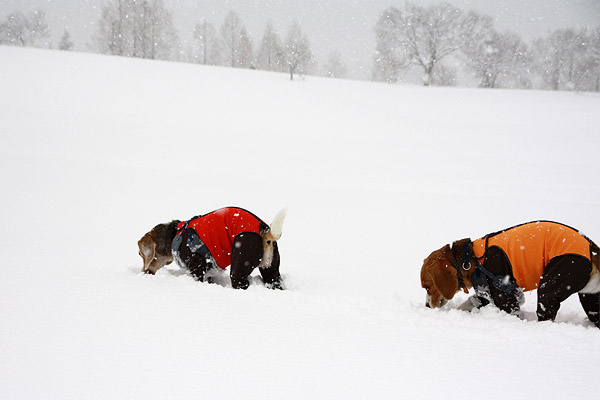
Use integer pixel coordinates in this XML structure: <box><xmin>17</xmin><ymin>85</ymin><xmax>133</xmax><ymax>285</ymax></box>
<box><xmin>138</xmin><ymin>220</ymin><xmax>181</xmax><ymax>274</ymax></box>
<box><xmin>420</xmin><ymin>245</ymin><xmax>468</xmax><ymax>307</ymax></box>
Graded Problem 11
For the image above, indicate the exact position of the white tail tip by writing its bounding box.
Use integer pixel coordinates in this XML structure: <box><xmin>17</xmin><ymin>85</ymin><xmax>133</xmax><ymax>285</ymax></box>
<box><xmin>269</xmin><ymin>208</ymin><xmax>287</xmax><ymax>240</ymax></box>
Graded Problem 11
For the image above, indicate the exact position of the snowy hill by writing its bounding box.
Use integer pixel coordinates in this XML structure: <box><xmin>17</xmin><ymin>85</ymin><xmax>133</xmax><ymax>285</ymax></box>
<box><xmin>1</xmin><ymin>46</ymin><xmax>600</xmax><ymax>399</ymax></box>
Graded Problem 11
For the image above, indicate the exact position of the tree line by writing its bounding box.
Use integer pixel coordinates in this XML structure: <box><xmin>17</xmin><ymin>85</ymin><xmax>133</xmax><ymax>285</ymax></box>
<box><xmin>1</xmin><ymin>1</ymin><xmax>598</xmax><ymax>90</ymax></box>
<box><xmin>87</xmin><ymin>0</ymin><xmax>318</xmax><ymax>81</ymax></box>
<box><xmin>373</xmin><ymin>2</ymin><xmax>600</xmax><ymax>91</ymax></box>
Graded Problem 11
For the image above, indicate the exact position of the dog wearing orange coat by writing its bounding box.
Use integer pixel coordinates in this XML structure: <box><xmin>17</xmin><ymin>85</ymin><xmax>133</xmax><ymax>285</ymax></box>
<box><xmin>420</xmin><ymin>221</ymin><xmax>600</xmax><ymax>327</ymax></box>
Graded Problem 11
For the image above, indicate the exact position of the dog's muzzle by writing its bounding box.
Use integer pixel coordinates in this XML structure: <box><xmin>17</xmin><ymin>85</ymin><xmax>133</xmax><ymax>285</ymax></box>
<box><xmin>425</xmin><ymin>294</ymin><xmax>447</xmax><ymax>308</ymax></box>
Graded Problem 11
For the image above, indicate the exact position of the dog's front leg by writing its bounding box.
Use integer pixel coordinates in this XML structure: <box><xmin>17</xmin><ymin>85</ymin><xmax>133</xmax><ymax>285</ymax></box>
<box><xmin>178</xmin><ymin>242</ymin><xmax>208</xmax><ymax>281</ymax></box>
<box><xmin>456</xmin><ymin>298</ymin><xmax>477</xmax><ymax>312</ymax></box>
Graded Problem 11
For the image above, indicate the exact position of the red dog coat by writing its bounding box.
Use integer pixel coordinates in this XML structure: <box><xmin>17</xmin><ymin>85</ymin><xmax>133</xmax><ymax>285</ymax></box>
<box><xmin>177</xmin><ymin>207</ymin><xmax>265</xmax><ymax>270</ymax></box>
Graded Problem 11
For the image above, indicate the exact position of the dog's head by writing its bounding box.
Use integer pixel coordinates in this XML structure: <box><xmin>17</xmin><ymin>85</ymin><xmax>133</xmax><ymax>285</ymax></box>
<box><xmin>420</xmin><ymin>244</ymin><xmax>461</xmax><ymax>308</ymax></box>
<box><xmin>138</xmin><ymin>220</ymin><xmax>180</xmax><ymax>274</ymax></box>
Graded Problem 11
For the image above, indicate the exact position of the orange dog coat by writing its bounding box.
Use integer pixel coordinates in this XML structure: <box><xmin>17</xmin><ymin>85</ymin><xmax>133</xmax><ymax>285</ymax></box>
<box><xmin>472</xmin><ymin>221</ymin><xmax>591</xmax><ymax>291</ymax></box>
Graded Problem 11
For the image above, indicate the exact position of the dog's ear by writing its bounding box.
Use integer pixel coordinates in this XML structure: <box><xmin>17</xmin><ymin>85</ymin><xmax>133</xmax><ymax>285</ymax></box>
<box><xmin>431</xmin><ymin>246</ymin><xmax>459</xmax><ymax>300</ymax></box>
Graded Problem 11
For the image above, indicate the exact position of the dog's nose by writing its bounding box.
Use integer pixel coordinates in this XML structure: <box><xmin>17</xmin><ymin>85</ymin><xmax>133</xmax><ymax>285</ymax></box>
<box><xmin>425</xmin><ymin>302</ymin><xmax>431</xmax><ymax>308</ymax></box>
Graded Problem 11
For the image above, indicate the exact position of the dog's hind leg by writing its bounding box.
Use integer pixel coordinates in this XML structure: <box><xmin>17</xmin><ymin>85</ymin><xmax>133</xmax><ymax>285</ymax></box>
<box><xmin>579</xmin><ymin>292</ymin><xmax>600</xmax><ymax>328</ymax></box>
<box><xmin>537</xmin><ymin>255</ymin><xmax>592</xmax><ymax>322</ymax></box>
<box><xmin>230</xmin><ymin>232</ymin><xmax>263</xmax><ymax>289</ymax></box>
<box><xmin>259</xmin><ymin>241</ymin><xmax>283</xmax><ymax>290</ymax></box>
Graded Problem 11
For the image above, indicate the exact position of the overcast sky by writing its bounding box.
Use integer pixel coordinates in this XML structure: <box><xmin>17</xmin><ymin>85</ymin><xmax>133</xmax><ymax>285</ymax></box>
<box><xmin>2</xmin><ymin>0</ymin><xmax>599</xmax><ymax>78</ymax></box>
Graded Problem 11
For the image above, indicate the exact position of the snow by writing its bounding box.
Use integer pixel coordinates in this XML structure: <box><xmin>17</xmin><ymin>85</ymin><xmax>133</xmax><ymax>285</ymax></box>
<box><xmin>1</xmin><ymin>46</ymin><xmax>600</xmax><ymax>399</ymax></box>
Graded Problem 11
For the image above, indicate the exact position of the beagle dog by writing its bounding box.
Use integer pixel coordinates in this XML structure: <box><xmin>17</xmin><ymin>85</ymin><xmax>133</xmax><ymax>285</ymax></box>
<box><xmin>138</xmin><ymin>207</ymin><xmax>286</xmax><ymax>290</ymax></box>
<box><xmin>420</xmin><ymin>221</ymin><xmax>600</xmax><ymax>327</ymax></box>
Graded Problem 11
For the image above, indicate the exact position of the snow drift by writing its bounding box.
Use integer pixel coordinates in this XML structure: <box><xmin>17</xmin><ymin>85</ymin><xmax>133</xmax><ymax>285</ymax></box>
<box><xmin>1</xmin><ymin>46</ymin><xmax>600</xmax><ymax>399</ymax></box>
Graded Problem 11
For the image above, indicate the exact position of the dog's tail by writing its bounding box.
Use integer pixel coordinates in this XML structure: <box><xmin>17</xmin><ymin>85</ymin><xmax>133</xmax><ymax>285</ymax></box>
<box><xmin>259</xmin><ymin>208</ymin><xmax>287</xmax><ymax>268</ymax></box>
<box><xmin>269</xmin><ymin>208</ymin><xmax>287</xmax><ymax>240</ymax></box>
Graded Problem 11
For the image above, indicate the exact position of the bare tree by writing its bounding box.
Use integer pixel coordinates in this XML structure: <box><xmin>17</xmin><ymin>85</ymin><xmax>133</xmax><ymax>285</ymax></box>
<box><xmin>373</xmin><ymin>3</ymin><xmax>488</xmax><ymax>86</ymax></box>
<box><xmin>0</xmin><ymin>9</ymin><xmax>49</xmax><ymax>47</ymax></box>
<box><xmin>463</xmin><ymin>28</ymin><xmax>532</xmax><ymax>89</ymax></box>
<box><xmin>534</xmin><ymin>29</ymin><xmax>592</xmax><ymax>91</ymax></box>
<box><xmin>256</xmin><ymin>21</ymin><xmax>285</xmax><ymax>72</ymax></box>
<box><xmin>59</xmin><ymin>29</ymin><xmax>73</xmax><ymax>51</ymax></box>
<box><xmin>284</xmin><ymin>21</ymin><xmax>313</xmax><ymax>80</ymax></box>
<box><xmin>238</xmin><ymin>28</ymin><xmax>254</xmax><ymax>68</ymax></box>
<box><xmin>567</xmin><ymin>27</ymin><xmax>600</xmax><ymax>92</ymax></box>
<box><xmin>220</xmin><ymin>10</ymin><xmax>242</xmax><ymax>67</ymax></box>
<box><xmin>93</xmin><ymin>0</ymin><xmax>179</xmax><ymax>60</ymax></box>
<box><xmin>192</xmin><ymin>20</ymin><xmax>219</xmax><ymax>65</ymax></box>
<box><xmin>325</xmin><ymin>51</ymin><xmax>347</xmax><ymax>78</ymax></box>
<box><xmin>372</xmin><ymin>7</ymin><xmax>410</xmax><ymax>83</ymax></box>
<box><xmin>93</xmin><ymin>0</ymin><xmax>129</xmax><ymax>56</ymax></box>
<box><xmin>589</xmin><ymin>27</ymin><xmax>600</xmax><ymax>91</ymax></box>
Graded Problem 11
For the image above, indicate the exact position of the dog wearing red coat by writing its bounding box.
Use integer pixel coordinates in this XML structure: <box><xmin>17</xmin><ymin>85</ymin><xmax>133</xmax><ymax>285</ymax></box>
<box><xmin>138</xmin><ymin>207</ymin><xmax>287</xmax><ymax>289</ymax></box>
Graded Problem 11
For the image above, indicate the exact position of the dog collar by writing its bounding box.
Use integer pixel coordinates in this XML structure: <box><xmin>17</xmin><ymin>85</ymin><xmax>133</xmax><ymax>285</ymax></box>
<box><xmin>451</xmin><ymin>241</ymin><xmax>472</xmax><ymax>294</ymax></box>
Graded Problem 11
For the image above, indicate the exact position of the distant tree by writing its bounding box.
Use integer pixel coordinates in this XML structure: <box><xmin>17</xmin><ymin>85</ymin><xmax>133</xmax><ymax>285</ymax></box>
<box><xmin>463</xmin><ymin>28</ymin><xmax>533</xmax><ymax>89</ymax></box>
<box><xmin>59</xmin><ymin>29</ymin><xmax>74</xmax><ymax>51</ymax></box>
<box><xmin>325</xmin><ymin>51</ymin><xmax>347</xmax><ymax>78</ymax></box>
<box><xmin>588</xmin><ymin>27</ymin><xmax>600</xmax><ymax>91</ymax></box>
<box><xmin>372</xmin><ymin>7</ymin><xmax>410</xmax><ymax>83</ymax></box>
<box><xmin>93</xmin><ymin>0</ymin><xmax>179</xmax><ymax>60</ymax></box>
<box><xmin>284</xmin><ymin>21</ymin><xmax>314</xmax><ymax>80</ymax></box>
<box><xmin>533</xmin><ymin>28</ymin><xmax>592</xmax><ymax>91</ymax></box>
<box><xmin>373</xmin><ymin>3</ymin><xmax>489</xmax><ymax>86</ymax></box>
<box><xmin>238</xmin><ymin>28</ymin><xmax>254</xmax><ymax>68</ymax></box>
<box><xmin>256</xmin><ymin>21</ymin><xmax>285</xmax><ymax>72</ymax></box>
<box><xmin>567</xmin><ymin>27</ymin><xmax>600</xmax><ymax>92</ymax></box>
<box><xmin>192</xmin><ymin>20</ymin><xmax>218</xmax><ymax>65</ymax></box>
<box><xmin>0</xmin><ymin>9</ymin><xmax>49</xmax><ymax>47</ymax></box>
<box><xmin>219</xmin><ymin>10</ymin><xmax>242</xmax><ymax>67</ymax></box>
<box><xmin>431</xmin><ymin>64</ymin><xmax>457</xmax><ymax>87</ymax></box>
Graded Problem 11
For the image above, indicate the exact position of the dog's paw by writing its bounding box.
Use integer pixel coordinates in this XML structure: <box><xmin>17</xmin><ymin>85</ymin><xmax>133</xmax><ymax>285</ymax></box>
<box><xmin>265</xmin><ymin>281</ymin><xmax>284</xmax><ymax>290</ymax></box>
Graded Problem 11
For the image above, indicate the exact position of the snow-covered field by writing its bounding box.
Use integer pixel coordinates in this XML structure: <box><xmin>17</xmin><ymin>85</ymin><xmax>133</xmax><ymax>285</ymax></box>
<box><xmin>1</xmin><ymin>46</ymin><xmax>600</xmax><ymax>399</ymax></box>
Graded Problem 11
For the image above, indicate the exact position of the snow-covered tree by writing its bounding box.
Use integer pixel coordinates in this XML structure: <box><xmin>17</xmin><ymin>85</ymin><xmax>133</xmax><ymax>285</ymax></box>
<box><xmin>284</xmin><ymin>21</ymin><xmax>313</xmax><ymax>80</ymax></box>
<box><xmin>256</xmin><ymin>21</ymin><xmax>285</xmax><ymax>72</ymax></box>
<box><xmin>59</xmin><ymin>29</ymin><xmax>74</xmax><ymax>51</ymax></box>
<box><xmin>325</xmin><ymin>51</ymin><xmax>347</xmax><ymax>78</ymax></box>
<box><xmin>0</xmin><ymin>9</ymin><xmax>49</xmax><ymax>48</ymax></box>
<box><xmin>373</xmin><ymin>3</ymin><xmax>488</xmax><ymax>86</ymax></box>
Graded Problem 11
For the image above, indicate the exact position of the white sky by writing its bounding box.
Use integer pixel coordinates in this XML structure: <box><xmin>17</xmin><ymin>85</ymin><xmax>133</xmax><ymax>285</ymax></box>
<box><xmin>2</xmin><ymin>0</ymin><xmax>599</xmax><ymax>78</ymax></box>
